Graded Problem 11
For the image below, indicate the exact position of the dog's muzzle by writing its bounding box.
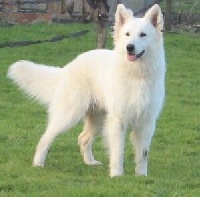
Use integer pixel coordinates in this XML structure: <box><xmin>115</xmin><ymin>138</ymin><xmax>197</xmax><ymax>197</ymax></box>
<box><xmin>136</xmin><ymin>50</ymin><xmax>145</xmax><ymax>59</ymax></box>
<box><xmin>126</xmin><ymin>44</ymin><xmax>145</xmax><ymax>62</ymax></box>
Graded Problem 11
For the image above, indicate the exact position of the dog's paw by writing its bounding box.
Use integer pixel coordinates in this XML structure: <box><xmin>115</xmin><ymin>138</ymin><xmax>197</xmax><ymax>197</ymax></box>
<box><xmin>110</xmin><ymin>169</ymin><xmax>123</xmax><ymax>177</ymax></box>
<box><xmin>135</xmin><ymin>171</ymin><xmax>147</xmax><ymax>176</ymax></box>
<box><xmin>86</xmin><ymin>160</ymin><xmax>103</xmax><ymax>166</ymax></box>
<box><xmin>110</xmin><ymin>171</ymin><xmax>123</xmax><ymax>177</ymax></box>
<box><xmin>33</xmin><ymin>161</ymin><xmax>45</xmax><ymax>167</ymax></box>
<box><xmin>135</xmin><ymin>167</ymin><xmax>147</xmax><ymax>176</ymax></box>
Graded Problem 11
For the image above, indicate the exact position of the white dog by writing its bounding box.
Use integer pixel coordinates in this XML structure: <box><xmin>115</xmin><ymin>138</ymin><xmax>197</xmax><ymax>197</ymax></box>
<box><xmin>8</xmin><ymin>4</ymin><xmax>166</xmax><ymax>177</ymax></box>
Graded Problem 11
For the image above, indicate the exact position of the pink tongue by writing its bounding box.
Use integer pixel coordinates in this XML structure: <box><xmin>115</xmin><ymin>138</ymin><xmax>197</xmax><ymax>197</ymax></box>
<box><xmin>127</xmin><ymin>53</ymin><xmax>137</xmax><ymax>61</ymax></box>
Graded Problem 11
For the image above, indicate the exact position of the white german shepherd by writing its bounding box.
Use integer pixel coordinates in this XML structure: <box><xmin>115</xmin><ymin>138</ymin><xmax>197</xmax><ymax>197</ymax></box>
<box><xmin>8</xmin><ymin>4</ymin><xmax>166</xmax><ymax>177</ymax></box>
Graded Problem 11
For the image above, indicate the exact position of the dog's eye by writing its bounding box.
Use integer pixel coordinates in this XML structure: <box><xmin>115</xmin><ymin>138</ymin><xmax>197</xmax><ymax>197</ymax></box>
<box><xmin>140</xmin><ymin>32</ymin><xmax>147</xmax><ymax>37</ymax></box>
<box><xmin>125</xmin><ymin>32</ymin><xmax>130</xmax><ymax>36</ymax></box>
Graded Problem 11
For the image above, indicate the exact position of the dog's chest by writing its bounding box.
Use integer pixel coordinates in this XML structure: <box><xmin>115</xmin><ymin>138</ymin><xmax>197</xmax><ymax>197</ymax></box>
<box><xmin>121</xmin><ymin>78</ymin><xmax>159</xmax><ymax>124</ymax></box>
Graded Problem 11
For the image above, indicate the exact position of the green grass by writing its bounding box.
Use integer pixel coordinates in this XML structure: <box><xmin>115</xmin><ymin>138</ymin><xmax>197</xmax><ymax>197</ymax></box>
<box><xmin>0</xmin><ymin>23</ymin><xmax>199</xmax><ymax>196</ymax></box>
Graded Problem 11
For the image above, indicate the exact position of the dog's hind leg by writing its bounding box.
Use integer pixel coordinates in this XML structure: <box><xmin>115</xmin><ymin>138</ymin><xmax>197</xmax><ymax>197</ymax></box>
<box><xmin>33</xmin><ymin>94</ymin><xmax>89</xmax><ymax>167</ymax></box>
<box><xmin>78</xmin><ymin>112</ymin><xmax>104</xmax><ymax>165</ymax></box>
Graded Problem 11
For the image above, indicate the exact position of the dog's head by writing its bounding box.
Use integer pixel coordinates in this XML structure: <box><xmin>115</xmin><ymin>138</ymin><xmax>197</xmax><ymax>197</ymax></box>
<box><xmin>113</xmin><ymin>4</ymin><xmax>164</xmax><ymax>62</ymax></box>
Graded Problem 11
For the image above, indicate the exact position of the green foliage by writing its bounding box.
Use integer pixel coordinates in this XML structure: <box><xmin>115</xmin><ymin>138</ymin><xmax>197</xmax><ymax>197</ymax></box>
<box><xmin>160</xmin><ymin>0</ymin><xmax>200</xmax><ymax>13</ymax></box>
<box><xmin>0</xmin><ymin>23</ymin><xmax>199</xmax><ymax>196</ymax></box>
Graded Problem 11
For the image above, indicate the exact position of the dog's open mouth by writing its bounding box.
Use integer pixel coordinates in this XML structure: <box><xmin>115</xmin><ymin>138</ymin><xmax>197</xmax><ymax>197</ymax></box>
<box><xmin>127</xmin><ymin>50</ymin><xmax>145</xmax><ymax>61</ymax></box>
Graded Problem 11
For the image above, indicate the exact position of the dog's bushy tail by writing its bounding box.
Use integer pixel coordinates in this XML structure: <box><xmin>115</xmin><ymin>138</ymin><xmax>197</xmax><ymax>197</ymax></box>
<box><xmin>7</xmin><ymin>60</ymin><xmax>62</xmax><ymax>106</ymax></box>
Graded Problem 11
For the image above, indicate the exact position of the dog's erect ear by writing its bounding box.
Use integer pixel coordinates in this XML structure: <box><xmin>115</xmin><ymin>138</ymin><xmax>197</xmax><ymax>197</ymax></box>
<box><xmin>114</xmin><ymin>4</ymin><xmax>133</xmax><ymax>43</ymax></box>
<box><xmin>144</xmin><ymin>4</ymin><xmax>163</xmax><ymax>31</ymax></box>
<box><xmin>115</xmin><ymin>4</ymin><xmax>133</xmax><ymax>27</ymax></box>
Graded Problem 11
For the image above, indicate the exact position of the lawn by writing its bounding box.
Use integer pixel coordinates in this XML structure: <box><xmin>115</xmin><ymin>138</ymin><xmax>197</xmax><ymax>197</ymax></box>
<box><xmin>0</xmin><ymin>23</ymin><xmax>199</xmax><ymax>196</ymax></box>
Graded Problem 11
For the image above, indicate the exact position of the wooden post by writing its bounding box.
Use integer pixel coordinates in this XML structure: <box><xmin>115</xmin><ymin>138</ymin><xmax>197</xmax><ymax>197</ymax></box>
<box><xmin>165</xmin><ymin>0</ymin><xmax>172</xmax><ymax>31</ymax></box>
<box><xmin>96</xmin><ymin>0</ymin><xmax>109</xmax><ymax>49</ymax></box>
<box><xmin>97</xmin><ymin>20</ymin><xmax>107</xmax><ymax>48</ymax></box>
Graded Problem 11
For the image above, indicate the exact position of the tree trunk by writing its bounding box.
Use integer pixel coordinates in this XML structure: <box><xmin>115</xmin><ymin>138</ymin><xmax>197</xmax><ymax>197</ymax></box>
<box><xmin>165</xmin><ymin>0</ymin><xmax>172</xmax><ymax>31</ymax></box>
<box><xmin>97</xmin><ymin>21</ymin><xmax>107</xmax><ymax>48</ymax></box>
<box><xmin>97</xmin><ymin>0</ymin><xmax>109</xmax><ymax>48</ymax></box>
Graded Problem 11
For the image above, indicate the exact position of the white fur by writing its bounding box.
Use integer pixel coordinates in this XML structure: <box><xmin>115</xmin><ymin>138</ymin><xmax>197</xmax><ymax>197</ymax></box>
<box><xmin>7</xmin><ymin>4</ymin><xmax>165</xmax><ymax>177</ymax></box>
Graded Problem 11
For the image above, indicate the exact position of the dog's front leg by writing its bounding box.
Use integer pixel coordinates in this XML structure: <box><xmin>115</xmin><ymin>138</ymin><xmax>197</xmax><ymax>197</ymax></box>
<box><xmin>131</xmin><ymin>123</ymin><xmax>155</xmax><ymax>176</ymax></box>
<box><xmin>106</xmin><ymin>114</ymin><xmax>127</xmax><ymax>177</ymax></box>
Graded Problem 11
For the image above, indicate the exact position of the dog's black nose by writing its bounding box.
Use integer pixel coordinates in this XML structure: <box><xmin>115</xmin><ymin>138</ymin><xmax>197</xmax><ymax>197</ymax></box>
<box><xmin>126</xmin><ymin>44</ymin><xmax>135</xmax><ymax>53</ymax></box>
